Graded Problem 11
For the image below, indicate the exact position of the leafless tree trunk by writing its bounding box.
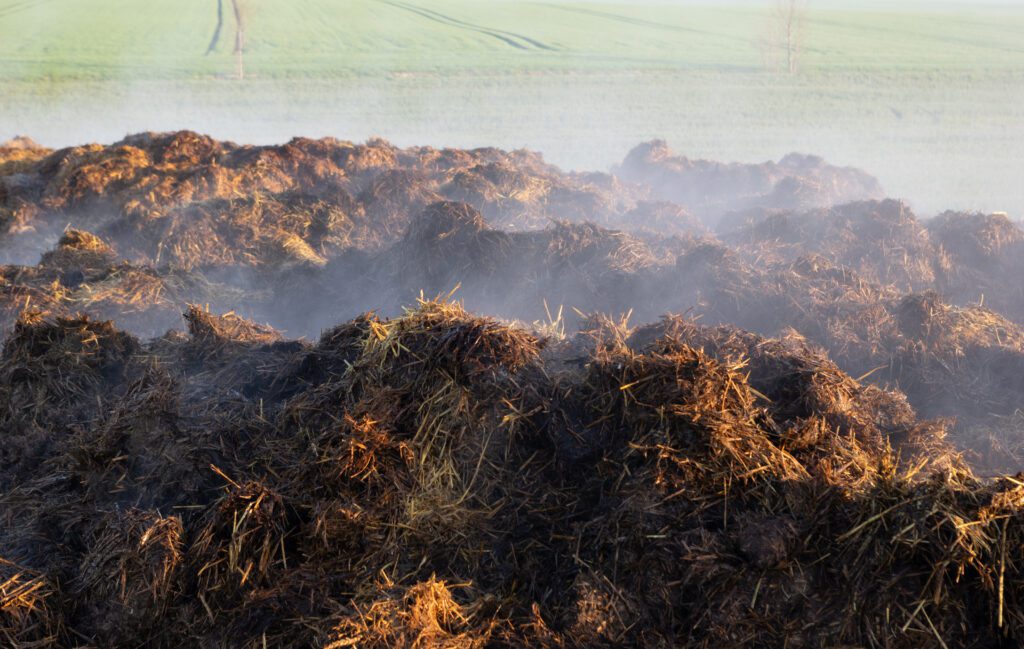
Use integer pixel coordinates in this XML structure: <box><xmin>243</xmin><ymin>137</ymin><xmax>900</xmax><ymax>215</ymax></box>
<box><xmin>231</xmin><ymin>0</ymin><xmax>247</xmax><ymax>80</ymax></box>
<box><xmin>763</xmin><ymin>0</ymin><xmax>808</xmax><ymax>74</ymax></box>
<box><xmin>205</xmin><ymin>0</ymin><xmax>248</xmax><ymax>79</ymax></box>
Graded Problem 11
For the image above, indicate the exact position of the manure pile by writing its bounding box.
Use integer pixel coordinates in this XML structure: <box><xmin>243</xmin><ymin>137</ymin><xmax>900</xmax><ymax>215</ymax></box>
<box><xmin>2</xmin><ymin>133</ymin><xmax>1024</xmax><ymax>647</ymax></box>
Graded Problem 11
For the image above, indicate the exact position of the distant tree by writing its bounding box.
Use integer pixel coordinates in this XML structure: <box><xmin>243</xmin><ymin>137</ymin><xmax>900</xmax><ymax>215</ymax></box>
<box><xmin>206</xmin><ymin>0</ymin><xmax>249</xmax><ymax>79</ymax></box>
<box><xmin>231</xmin><ymin>0</ymin><xmax>249</xmax><ymax>80</ymax></box>
<box><xmin>763</xmin><ymin>0</ymin><xmax>808</xmax><ymax>74</ymax></box>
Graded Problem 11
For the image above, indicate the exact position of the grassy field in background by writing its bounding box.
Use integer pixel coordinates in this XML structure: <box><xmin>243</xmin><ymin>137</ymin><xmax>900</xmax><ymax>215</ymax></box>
<box><xmin>2</xmin><ymin>0</ymin><xmax>1023</xmax><ymax>78</ymax></box>
<box><xmin>0</xmin><ymin>0</ymin><xmax>1022</xmax><ymax>215</ymax></box>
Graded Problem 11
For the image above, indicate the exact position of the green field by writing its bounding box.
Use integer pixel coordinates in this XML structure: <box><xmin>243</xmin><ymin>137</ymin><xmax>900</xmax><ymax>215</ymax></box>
<box><xmin>1</xmin><ymin>0</ymin><xmax>1023</xmax><ymax>215</ymax></box>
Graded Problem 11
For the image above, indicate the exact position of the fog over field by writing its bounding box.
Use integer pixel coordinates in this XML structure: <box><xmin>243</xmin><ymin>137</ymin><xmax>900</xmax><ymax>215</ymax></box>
<box><xmin>1</xmin><ymin>0</ymin><xmax>1022</xmax><ymax>216</ymax></box>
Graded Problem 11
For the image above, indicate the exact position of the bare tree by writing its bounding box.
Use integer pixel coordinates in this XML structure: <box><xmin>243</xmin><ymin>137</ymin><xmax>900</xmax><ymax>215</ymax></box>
<box><xmin>205</xmin><ymin>0</ymin><xmax>249</xmax><ymax>80</ymax></box>
<box><xmin>762</xmin><ymin>0</ymin><xmax>808</xmax><ymax>74</ymax></box>
<box><xmin>231</xmin><ymin>0</ymin><xmax>248</xmax><ymax>80</ymax></box>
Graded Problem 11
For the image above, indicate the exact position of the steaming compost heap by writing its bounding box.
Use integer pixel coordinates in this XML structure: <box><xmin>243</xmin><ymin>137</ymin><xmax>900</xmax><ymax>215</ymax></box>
<box><xmin>2</xmin><ymin>132</ymin><xmax>1024</xmax><ymax>648</ymax></box>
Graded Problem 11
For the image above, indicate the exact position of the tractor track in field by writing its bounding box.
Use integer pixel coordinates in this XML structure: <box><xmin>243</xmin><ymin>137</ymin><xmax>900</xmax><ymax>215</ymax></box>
<box><xmin>377</xmin><ymin>0</ymin><xmax>558</xmax><ymax>52</ymax></box>
<box><xmin>544</xmin><ymin>4</ymin><xmax>752</xmax><ymax>47</ymax></box>
<box><xmin>0</xmin><ymin>0</ymin><xmax>58</xmax><ymax>20</ymax></box>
